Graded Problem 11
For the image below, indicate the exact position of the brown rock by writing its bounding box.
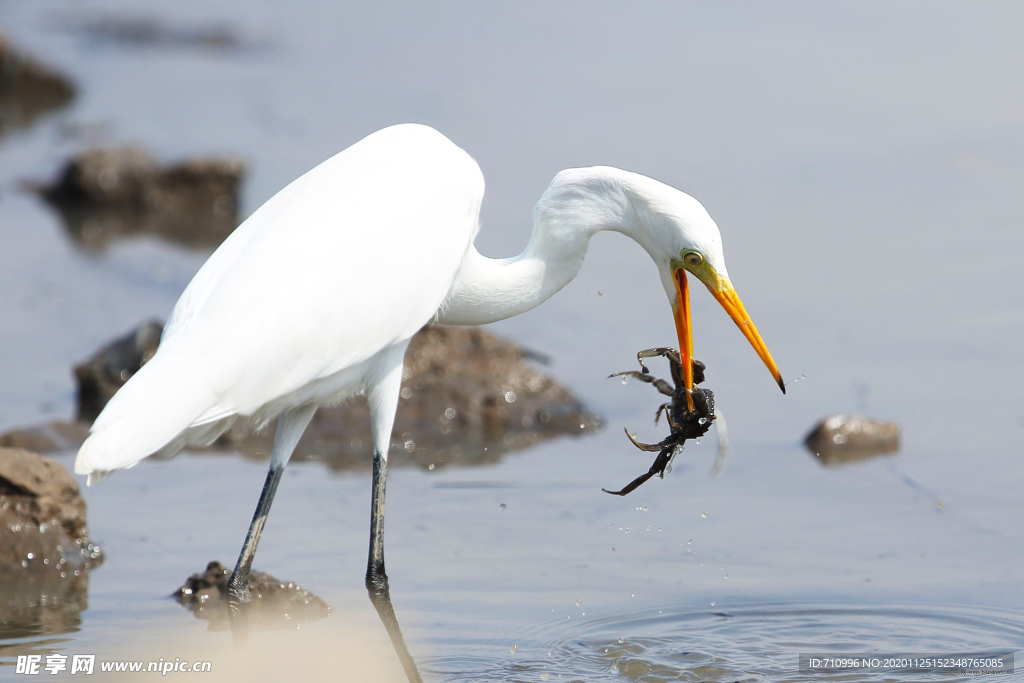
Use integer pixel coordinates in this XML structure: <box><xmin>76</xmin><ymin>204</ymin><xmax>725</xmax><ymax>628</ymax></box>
<box><xmin>804</xmin><ymin>414</ymin><xmax>900</xmax><ymax>466</ymax></box>
<box><xmin>0</xmin><ymin>448</ymin><xmax>102</xmax><ymax>573</ymax></box>
<box><xmin>40</xmin><ymin>147</ymin><xmax>244</xmax><ymax>251</ymax></box>
<box><xmin>0</xmin><ymin>34</ymin><xmax>76</xmax><ymax>136</ymax></box>
<box><xmin>173</xmin><ymin>561</ymin><xmax>330</xmax><ymax>631</ymax></box>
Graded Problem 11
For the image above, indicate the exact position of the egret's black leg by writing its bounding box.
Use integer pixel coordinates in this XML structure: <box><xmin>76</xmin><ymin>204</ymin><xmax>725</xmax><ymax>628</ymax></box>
<box><xmin>602</xmin><ymin>445</ymin><xmax>676</xmax><ymax>496</ymax></box>
<box><xmin>226</xmin><ymin>404</ymin><xmax>316</xmax><ymax>645</ymax></box>
<box><xmin>363</xmin><ymin>340</ymin><xmax>422</xmax><ymax>683</ymax></box>
<box><xmin>365</xmin><ymin>450</ymin><xmax>422</xmax><ymax>683</ymax></box>
<box><xmin>226</xmin><ymin>464</ymin><xmax>282</xmax><ymax>640</ymax></box>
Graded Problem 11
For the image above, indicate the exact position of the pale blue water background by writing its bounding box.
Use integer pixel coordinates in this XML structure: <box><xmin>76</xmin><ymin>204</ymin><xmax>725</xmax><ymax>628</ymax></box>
<box><xmin>1</xmin><ymin>2</ymin><xmax>1022</xmax><ymax>680</ymax></box>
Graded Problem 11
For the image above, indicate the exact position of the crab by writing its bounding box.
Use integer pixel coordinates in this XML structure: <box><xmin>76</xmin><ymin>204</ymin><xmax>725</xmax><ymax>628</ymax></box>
<box><xmin>603</xmin><ymin>347</ymin><xmax>716</xmax><ymax>496</ymax></box>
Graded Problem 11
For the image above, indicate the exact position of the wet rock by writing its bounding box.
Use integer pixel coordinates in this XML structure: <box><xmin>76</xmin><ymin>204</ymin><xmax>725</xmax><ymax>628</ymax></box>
<box><xmin>173</xmin><ymin>561</ymin><xmax>330</xmax><ymax>631</ymax></box>
<box><xmin>804</xmin><ymin>414</ymin><xmax>900</xmax><ymax>466</ymax></box>
<box><xmin>0</xmin><ymin>448</ymin><xmax>103</xmax><ymax>575</ymax></box>
<box><xmin>0</xmin><ymin>34</ymin><xmax>76</xmax><ymax>136</ymax></box>
<box><xmin>44</xmin><ymin>321</ymin><xmax>600</xmax><ymax>470</ymax></box>
<box><xmin>40</xmin><ymin>147</ymin><xmax>244</xmax><ymax>251</ymax></box>
<box><xmin>73</xmin><ymin>320</ymin><xmax>162</xmax><ymax>423</ymax></box>
<box><xmin>0</xmin><ymin>559</ymin><xmax>91</xmax><ymax>641</ymax></box>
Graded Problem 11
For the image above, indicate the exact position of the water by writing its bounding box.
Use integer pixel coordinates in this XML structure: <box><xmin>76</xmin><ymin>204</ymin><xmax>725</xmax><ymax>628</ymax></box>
<box><xmin>2</xmin><ymin>1</ymin><xmax>1024</xmax><ymax>680</ymax></box>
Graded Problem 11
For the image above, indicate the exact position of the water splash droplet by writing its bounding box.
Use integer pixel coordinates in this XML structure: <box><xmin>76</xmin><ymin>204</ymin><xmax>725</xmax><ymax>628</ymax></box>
<box><xmin>427</xmin><ymin>463</ymin><xmax>435</xmax><ymax>470</ymax></box>
<box><xmin>510</xmin><ymin>644</ymin><xmax>518</xmax><ymax>654</ymax></box>
<box><xmin>710</xmin><ymin>600</ymin><xmax>716</xmax><ymax>606</ymax></box>
<box><xmin>499</xmin><ymin>503</ymin><xmax>507</xmax><ymax>510</ymax></box>
<box><xmin>575</xmin><ymin>598</ymin><xmax>582</xmax><ymax>606</ymax></box>
<box><xmin>621</xmin><ymin>375</ymin><xmax>629</xmax><ymax>385</ymax></box>
<box><xmin>701</xmin><ymin>511</ymin><xmax>709</xmax><ymax>519</ymax></box>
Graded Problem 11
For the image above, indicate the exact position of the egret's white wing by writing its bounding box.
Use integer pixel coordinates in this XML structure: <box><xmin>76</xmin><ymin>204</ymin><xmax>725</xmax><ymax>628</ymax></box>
<box><xmin>76</xmin><ymin>124</ymin><xmax>484</xmax><ymax>476</ymax></box>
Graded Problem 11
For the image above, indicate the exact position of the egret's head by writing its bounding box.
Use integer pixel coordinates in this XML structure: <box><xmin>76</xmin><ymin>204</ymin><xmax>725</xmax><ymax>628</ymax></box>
<box><xmin>620</xmin><ymin>170</ymin><xmax>785</xmax><ymax>395</ymax></box>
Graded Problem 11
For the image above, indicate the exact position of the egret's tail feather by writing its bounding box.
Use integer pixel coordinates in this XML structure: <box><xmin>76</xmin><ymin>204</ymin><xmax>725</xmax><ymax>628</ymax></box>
<box><xmin>74</xmin><ymin>343</ymin><xmax>220</xmax><ymax>482</ymax></box>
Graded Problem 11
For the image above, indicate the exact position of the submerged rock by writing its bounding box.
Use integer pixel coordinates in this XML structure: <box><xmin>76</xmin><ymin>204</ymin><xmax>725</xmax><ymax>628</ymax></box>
<box><xmin>0</xmin><ymin>34</ymin><xmax>76</xmax><ymax>136</ymax></box>
<box><xmin>0</xmin><ymin>448</ymin><xmax>103</xmax><ymax>574</ymax></box>
<box><xmin>173</xmin><ymin>561</ymin><xmax>330</xmax><ymax>631</ymax></box>
<box><xmin>804</xmin><ymin>414</ymin><xmax>900</xmax><ymax>466</ymax></box>
<box><xmin>16</xmin><ymin>320</ymin><xmax>600</xmax><ymax>469</ymax></box>
<box><xmin>40</xmin><ymin>146</ymin><xmax>244</xmax><ymax>251</ymax></box>
<box><xmin>73</xmin><ymin>319</ymin><xmax>162</xmax><ymax>423</ymax></box>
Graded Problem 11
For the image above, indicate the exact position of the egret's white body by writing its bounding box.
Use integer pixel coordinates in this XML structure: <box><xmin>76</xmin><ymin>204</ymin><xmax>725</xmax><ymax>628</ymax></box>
<box><xmin>71</xmin><ymin>124</ymin><xmax>782</xmax><ymax>661</ymax></box>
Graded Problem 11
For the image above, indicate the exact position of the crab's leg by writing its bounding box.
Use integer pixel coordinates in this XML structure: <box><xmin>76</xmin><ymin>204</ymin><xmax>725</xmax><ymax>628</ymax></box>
<box><xmin>609</xmin><ymin>370</ymin><xmax>674</xmax><ymax>397</ymax></box>
<box><xmin>602</xmin><ymin>446</ymin><xmax>675</xmax><ymax>496</ymax></box>
<box><xmin>623</xmin><ymin>427</ymin><xmax>674</xmax><ymax>452</ymax></box>
<box><xmin>636</xmin><ymin>347</ymin><xmax>682</xmax><ymax>375</ymax></box>
<box><xmin>654</xmin><ymin>403</ymin><xmax>670</xmax><ymax>425</ymax></box>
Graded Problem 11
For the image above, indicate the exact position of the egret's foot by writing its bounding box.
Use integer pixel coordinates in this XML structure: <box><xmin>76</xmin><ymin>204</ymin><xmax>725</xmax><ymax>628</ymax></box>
<box><xmin>225</xmin><ymin>572</ymin><xmax>253</xmax><ymax>645</ymax></box>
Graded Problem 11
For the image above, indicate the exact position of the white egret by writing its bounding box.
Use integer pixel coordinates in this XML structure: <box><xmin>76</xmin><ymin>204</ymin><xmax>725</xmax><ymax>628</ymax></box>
<box><xmin>73</xmin><ymin>123</ymin><xmax>783</xmax><ymax>662</ymax></box>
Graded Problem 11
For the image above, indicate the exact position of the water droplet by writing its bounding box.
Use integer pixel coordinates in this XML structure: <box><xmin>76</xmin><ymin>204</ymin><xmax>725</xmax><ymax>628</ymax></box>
<box><xmin>724</xmin><ymin>574</ymin><xmax>729</xmax><ymax>579</ymax></box>
<box><xmin>499</xmin><ymin>503</ymin><xmax>507</xmax><ymax>510</ymax></box>
<box><xmin>510</xmin><ymin>644</ymin><xmax>518</xmax><ymax>654</ymax></box>
<box><xmin>646</xmin><ymin>526</ymin><xmax>651</xmax><ymax>531</ymax></box>
<box><xmin>620</xmin><ymin>375</ymin><xmax>629</xmax><ymax>385</ymax></box>
<box><xmin>575</xmin><ymin>598</ymin><xmax>582</xmax><ymax>606</ymax></box>
<box><xmin>427</xmin><ymin>463</ymin><xmax>435</xmax><ymax>470</ymax></box>
<box><xmin>404</xmin><ymin>439</ymin><xmax>416</xmax><ymax>452</ymax></box>
<box><xmin>504</xmin><ymin>390</ymin><xmax>517</xmax><ymax>403</ymax></box>
<box><xmin>611</xmin><ymin>547</ymin><xmax>616</xmax><ymax>552</ymax></box>
<box><xmin>26</xmin><ymin>553</ymin><xmax>34</xmax><ymax>560</ymax></box>
<box><xmin>541</xmin><ymin>673</ymin><xmax>551</xmax><ymax>681</ymax></box>
<box><xmin>710</xmin><ymin>600</ymin><xmax>716</xmax><ymax>606</ymax></box>
<box><xmin>598</xmin><ymin>291</ymin><xmax>603</xmax><ymax>296</ymax></box>
<box><xmin>630</xmin><ymin>593</ymin><xmax>635</xmax><ymax>598</ymax></box>
<box><xmin>610</xmin><ymin>662</ymin><xmax>620</xmax><ymax>674</ymax></box>
<box><xmin>701</xmin><ymin>511</ymin><xmax>709</xmax><ymax>519</ymax></box>
<box><xmin>579</xmin><ymin>423</ymin><xmax>586</xmax><ymax>429</ymax></box>
<box><xmin>444</xmin><ymin>407</ymin><xmax>456</xmax><ymax>419</ymax></box>
<box><xmin>617</xmin><ymin>638</ymin><xmax>624</xmax><ymax>644</ymax></box>
<box><xmin>687</xmin><ymin>538</ymin><xmax>692</xmax><ymax>544</ymax></box>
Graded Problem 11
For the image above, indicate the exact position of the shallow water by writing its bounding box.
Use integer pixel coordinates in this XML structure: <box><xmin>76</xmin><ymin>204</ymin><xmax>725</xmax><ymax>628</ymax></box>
<box><xmin>1</xmin><ymin>1</ymin><xmax>1023</xmax><ymax>680</ymax></box>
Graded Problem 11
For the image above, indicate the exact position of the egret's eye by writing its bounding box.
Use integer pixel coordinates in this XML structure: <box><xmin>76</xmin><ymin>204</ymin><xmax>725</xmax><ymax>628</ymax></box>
<box><xmin>682</xmin><ymin>251</ymin><xmax>703</xmax><ymax>267</ymax></box>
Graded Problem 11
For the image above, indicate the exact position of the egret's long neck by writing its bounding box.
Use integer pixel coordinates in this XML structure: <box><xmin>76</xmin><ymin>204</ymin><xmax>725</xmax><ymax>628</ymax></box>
<box><xmin>437</xmin><ymin>168</ymin><xmax>654</xmax><ymax>326</ymax></box>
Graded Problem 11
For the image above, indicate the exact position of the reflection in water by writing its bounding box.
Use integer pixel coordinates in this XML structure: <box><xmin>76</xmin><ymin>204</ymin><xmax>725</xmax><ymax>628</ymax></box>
<box><xmin>0</xmin><ymin>567</ymin><xmax>92</xmax><ymax>664</ymax></box>
<box><xmin>366</xmin><ymin>581</ymin><xmax>423</xmax><ymax>683</ymax></box>
<box><xmin>424</xmin><ymin>603</ymin><xmax>1024</xmax><ymax>682</ymax></box>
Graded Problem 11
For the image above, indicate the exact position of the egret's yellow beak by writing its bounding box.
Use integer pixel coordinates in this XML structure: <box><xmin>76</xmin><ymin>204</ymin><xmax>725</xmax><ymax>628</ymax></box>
<box><xmin>672</xmin><ymin>266</ymin><xmax>785</xmax><ymax>396</ymax></box>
